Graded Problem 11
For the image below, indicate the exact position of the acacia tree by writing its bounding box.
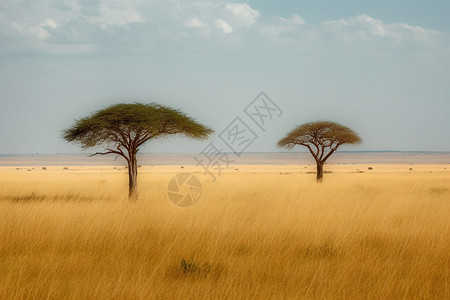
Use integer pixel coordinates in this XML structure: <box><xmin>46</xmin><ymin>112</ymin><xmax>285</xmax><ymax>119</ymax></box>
<box><xmin>277</xmin><ymin>121</ymin><xmax>361</xmax><ymax>182</ymax></box>
<box><xmin>63</xmin><ymin>103</ymin><xmax>213</xmax><ymax>199</ymax></box>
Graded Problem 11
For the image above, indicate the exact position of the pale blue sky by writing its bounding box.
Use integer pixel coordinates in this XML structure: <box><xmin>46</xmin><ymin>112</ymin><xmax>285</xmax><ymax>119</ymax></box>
<box><xmin>0</xmin><ymin>0</ymin><xmax>449</xmax><ymax>154</ymax></box>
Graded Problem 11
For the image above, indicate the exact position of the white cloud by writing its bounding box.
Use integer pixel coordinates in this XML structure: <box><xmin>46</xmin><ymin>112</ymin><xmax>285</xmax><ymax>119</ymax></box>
<box><xmin>9</xmin><ymin>20</ymin><xmax>95</xmax><ymax>55</ymax></box>
<box><xmin>215</xmin><ymin>18</ymin><xmax>232</xmax><ymax>34</ymax></box>
<box><xmin>225</xmin><ymin>3</ymin><xmax>260</xmax><ymax>27</ymax></box>
<box><xmin>322</xmin><ymin>14</ymin><xmax>438</xmax><ymax>42</ymax></box>
<box><xmin>90</xmin><ymin>0</ymin><xmax>145</xmax><ymax>28</ymax></box>
<box><xmin>185</xmin><ymin>17</ymin><xmax>207</xmax><ymax>29</ymax></box>
<box><xmin>322</xmin><ymin>14</ymin><xmax>387</xmax><ymax>39</ymax></box>
<box><xmin>41</xmin><ymin>18</ymin><xmax>58</xmax><ymax>28</ymax></box>
<box><xmin>9</xmin><ymin>17</ymin><xmax>57</xmax><ymax>41</ymax></box>
<box><xmin>258</xmin><ymin>13</ymin><xmax>439</xmax><ymax>44</ymax></box>
<box><xmin>258</xmin><ymin>14</ymin><xmax>309</xmax><ymax>41</ymax></box>
<box><xmin>351</xmin><ymin>14</ymin><xmax>387</xmax><ymax>37</ymax></box>
<box><xmin>10</xmin><ymin>21</ymin><xmax>50</xmax><ymax>40</ymax></box>
<box><xmin>3</xmin><ymin>2</ymin><xmax>442</xmax><ymax>55</ymax></box>
<box><xmin>290</xmin><ymin>14</ymin><xmax>305</xmax><ymax>25</ymax></box>
<box><xmin>390</xmin><ymin>23</ymin><xmax>438</xmax><ymax>42</ymax></box>
<box><xmin>179</xmin><ymin>2</ymin><xmax>259</xmax><ymax>36</ymax></box>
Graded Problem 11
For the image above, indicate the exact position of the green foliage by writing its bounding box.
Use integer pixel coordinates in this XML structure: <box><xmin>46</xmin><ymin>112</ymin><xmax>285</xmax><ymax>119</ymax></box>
<box><xmin>62</xmin><ymin>103</ymin><xmax>214</xmax><ymax>150</ymax></box>
<box><xmin>277</xmin><ymin>121</ymin><xmax>361</xmax><ymax>150</ymax></box>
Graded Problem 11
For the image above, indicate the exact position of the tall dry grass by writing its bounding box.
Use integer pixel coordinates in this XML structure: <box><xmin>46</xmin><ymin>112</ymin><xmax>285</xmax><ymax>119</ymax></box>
<box><xmin>0</xmin><ymin>166</ymin><xmax>449</xmax><ymax>299</ymax></box>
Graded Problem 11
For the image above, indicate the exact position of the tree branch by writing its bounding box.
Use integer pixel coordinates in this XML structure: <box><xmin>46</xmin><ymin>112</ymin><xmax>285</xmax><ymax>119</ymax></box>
<box><xmin>132</xmin><ymin>132</ymin><xmax>141</xmax><ymax>149</ymax></box>
<box><xmin>313</xmin><ymin>143</ymin><xmax>320</xmax><ymax>158</ymax></box>
<box><xmin>136</xmin><ymin>130</ymin><xmax>163</xmax><ymax>147</ymax></box>
<box><xmin>300</xmin><ymin>143</ymin><xmax>319</xmax><ymax>162</ymax></box>
<box><xmin>114</xmin><ymin>145</ymin><xmax>130</xmax><ymax>163</ymax></box>
<box><xmin>321</xmin><ymin>143</ymin><xmax>341</xmax><ymax>163</ymax></box>
<box><xmin>116</xmin><ymin>129</ymin><xmax>131</xmax><ymax>150</ymax></box>
<box><xmin>89</xmin><ymin>148</ymin><xmax>130</xmax><ymax>163</ymax></box>
<box><xmin>89</xmin><ymin>151</ymin><xmax>119</xmax><ymax>157</ymax></box>
<box><xmin>319</xmin><ymin>145</ymin><xmax>327</xmax><ymax>161</ymax></box>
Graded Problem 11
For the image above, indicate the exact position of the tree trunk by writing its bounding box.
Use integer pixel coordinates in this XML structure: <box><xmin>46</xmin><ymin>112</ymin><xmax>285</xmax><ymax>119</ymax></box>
<box><xmin>128</xmin><ymin>151</ymin><xmax>138</xmax><ymax>200</ymax></box>
<box><xmin>316</xmin><ymin>161</ymin><xmax>324</xmax><ymax>182</ymax></box>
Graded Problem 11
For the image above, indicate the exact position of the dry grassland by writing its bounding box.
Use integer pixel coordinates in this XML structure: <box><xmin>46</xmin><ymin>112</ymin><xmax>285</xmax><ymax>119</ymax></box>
<box><xmin>0</xmin><ymin>164</ymin><xmax>449</xmax><ymax>299</ymax></box>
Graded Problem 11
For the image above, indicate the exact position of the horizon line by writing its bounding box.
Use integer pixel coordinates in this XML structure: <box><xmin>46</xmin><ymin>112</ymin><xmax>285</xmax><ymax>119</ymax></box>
<box><xmin>1</xmin><ymin>150</ymin><xmax>450</xmax><ymax>156</ymax></box>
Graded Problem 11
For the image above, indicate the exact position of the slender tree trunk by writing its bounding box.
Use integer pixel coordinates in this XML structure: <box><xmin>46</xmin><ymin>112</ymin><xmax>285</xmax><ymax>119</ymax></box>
<box><xmin>316</xmin><ymin>161</ymin><xmax>324</xmax><ymax>182</ymax></box>
<box><xmin>128</xmin><ymin>151</ymin><xmax>138</xmax><ymax>200</ymax></box>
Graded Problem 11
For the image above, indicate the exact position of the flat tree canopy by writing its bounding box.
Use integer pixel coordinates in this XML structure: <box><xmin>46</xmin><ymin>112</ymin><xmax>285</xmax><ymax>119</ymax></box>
<box><xmin>63</xmin><ymin>103</ymin><xmax>213</xmax><ymax>149</ymax></box>
<box><xmin>278</xmin><ymin>121</ymin><xmax>361</xmax><ymax>181</ymax></box>
<box><xmin>63</xmin><ymin>103</ymin><xmax>213</xmax><ymax>198</ymax></box>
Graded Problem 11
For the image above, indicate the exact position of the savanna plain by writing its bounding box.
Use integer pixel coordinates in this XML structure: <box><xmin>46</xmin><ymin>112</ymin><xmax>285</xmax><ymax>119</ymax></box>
<box><xmin>0</xmin><ymin>163</ymin><xmax>449</xmax><ymax>299</ymax></box>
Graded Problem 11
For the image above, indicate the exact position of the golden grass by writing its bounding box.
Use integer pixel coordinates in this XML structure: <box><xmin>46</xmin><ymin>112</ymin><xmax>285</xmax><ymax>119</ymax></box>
<box><xmin>0</xmin><ymin>165</ymin><xmax>449</xmax><ymax>299</ymax></box>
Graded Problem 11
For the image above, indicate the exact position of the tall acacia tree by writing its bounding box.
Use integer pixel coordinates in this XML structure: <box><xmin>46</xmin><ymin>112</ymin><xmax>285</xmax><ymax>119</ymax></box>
<box><xmin>277</xmin><ymin>121</ymin><xmax>361</xmax><ymax>182</ymax></box>
<box><xmin>63</xmin><ymin>103</ymin><xmax>213</xmax><ymax>199</ymax></box>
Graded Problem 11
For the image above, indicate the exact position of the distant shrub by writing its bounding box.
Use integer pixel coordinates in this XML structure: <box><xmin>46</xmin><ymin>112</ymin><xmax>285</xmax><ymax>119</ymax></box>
<box><xmin>368</xmin><ymin>167</ymin><xmax>373</xmax><ymax>170</ymax></box>
<box><xmin>165</xmin><ymin>258</ymin><xmax>223</xmax><ymax>280</ymax></box>
<box><xmin>429</xmin><ymin>187</ymin><xmax>449</xmax><ymax>194</ymax></box>
<box><xmin>180</xmin><ymin>258</ymin><xmax>199</xmax><ymax>274</ymax></box>
<box><xmin>5</xmin><ymin>192</ymin><xmax>94</xmax><ymax>203</ymax></box>
<box><xmin>7</xmin><ymin>192</ymin><xmax>45</xmax><ymax>202</ymax></box>
<box><xmin>42</xmin><ymin>167</ymin><xmax>47</xmax><ymax>170</ymax></box>
<box><xmin>63</xmin><ymin>167</ymin><xmax>68</xmax><ymax>170</ymax></box>
<box><xmin>298</xmin><ymin>242</ymin><xmax>336</xmax><ymax>260</ymax></box>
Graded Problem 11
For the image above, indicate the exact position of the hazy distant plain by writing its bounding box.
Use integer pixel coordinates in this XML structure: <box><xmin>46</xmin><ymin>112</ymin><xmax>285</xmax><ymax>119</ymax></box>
<box><xmin>1</xmin><ymin>152</ymin><xmax>449</xmax><ymax>167</ymax></box>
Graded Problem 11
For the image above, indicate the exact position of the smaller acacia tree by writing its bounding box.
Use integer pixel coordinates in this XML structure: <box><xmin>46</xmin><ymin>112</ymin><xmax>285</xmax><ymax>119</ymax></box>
<box><xmin>277</xmin><ymin>121</ymin><xmax>361</xmax><ymax>182</ymax></box>
<box><xmin>63</xmin><ymin>103</ymin><xmax>213</xmax><ymax>199</ymax></box>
